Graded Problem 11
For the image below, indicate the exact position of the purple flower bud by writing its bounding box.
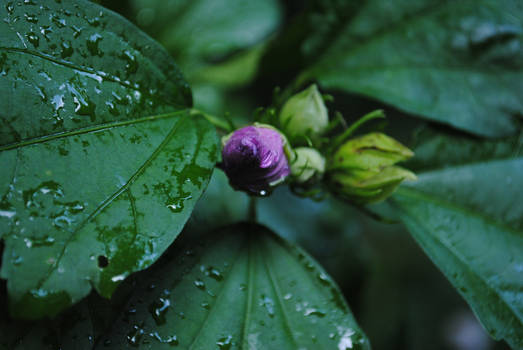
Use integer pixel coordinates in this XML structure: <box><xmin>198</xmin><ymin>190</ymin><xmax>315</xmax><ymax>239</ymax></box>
<box><xmin>221</xmin><ymin>125</ymin><xmax>290</xmax><ymax>195</ymax></box>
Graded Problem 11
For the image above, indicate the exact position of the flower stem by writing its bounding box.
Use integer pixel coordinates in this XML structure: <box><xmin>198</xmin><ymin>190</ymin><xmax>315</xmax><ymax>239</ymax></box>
<box><xmin>191</xmin><ymin>108</ymin><xmax>231</xmax><ymax>132</ymax></box>
<box><xmin>248</xmin><ymin>197</ymin><xmax>258</xmax><ymax>222</ymax></box>
<box><xmin>331</xmin><ymin>109</ymin><xmax>385</xmax><ymax>150</ymax></box>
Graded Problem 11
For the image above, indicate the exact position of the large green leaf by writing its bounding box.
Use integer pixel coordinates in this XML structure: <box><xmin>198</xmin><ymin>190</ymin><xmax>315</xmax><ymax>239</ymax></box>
<box><xmin>99</xmin><ymin>223</ymin><xmax>370</xmax><ymax>349</ymax></box>
<box><xmin>0</xmin><ymin>0</ymin><xmax>218</xmax><ymax>319</ymax></box>
<box><xmin>129</xmin><ymin>0</ymin><xmax>282</xmax><ymax>76</ymax></box>
<box><xmin>285</xmin><ymin>0</ymin><xmax>523</xmax><ymax>137</ymax></box>
<box><xmin>1</xmin><ymin>223</ymin><xmax>370</xmax><ymax>349</ymax></box>
<box><xmin>389</xmin><ymin>132</ymin><xmax>523</xmax><ymax>348</ymax></box>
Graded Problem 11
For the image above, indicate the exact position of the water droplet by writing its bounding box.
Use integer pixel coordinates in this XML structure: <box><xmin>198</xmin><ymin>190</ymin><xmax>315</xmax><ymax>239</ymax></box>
<box><xmin>51</xmin><ymin>14</ymin><xmax>66</xmax><ymax>28</ymax></box>
<box><xmin>27</xmin><ymin>235</ymin><xmax>55</xmax><ymax>247</ymax></box>
<box><xmin>12</xmin><ymin>255</ymin><xmax>23</xmax><ymax>265</ymax></box>
<box><xmin>71</xmin><ymin>88</ymin><xmax>96</xmax><ymax>121</ymax></box>
<box><xmin>121</xmin><ymin>50</ymin><xmax>138</xmax><ymax>75</ymax></box>
<box><xmin>151</xmin><ymin>332</ymin><xmax>178</xmax><ymax>346</ymax></box>
<box><xmin>337</xmin><ymin>327</ymin><xmax>356</xmax><ymax>350</ymax></box>
<box><xmin>148</xmin><ymin>297</ymin><xmax>170</xmax><ymax>325</ymax></box>
<box><xmin>106</xmin><ymin>101</ymin><xmax>119</xmax><ymax>116</ymax></box>
<box><xmin>51</xmin><ymin>94</ymin><xmax>65</xmax><ymax>112</ymax></box>
<box><xmin>126</xmin><ymin>324</ymin><xmax>144</xmax><ymax>347</ymax></box>
<box><xmin>201</xmin><ymin>302</ymin><xmax>210</xmax><ymax>310</ymax></box>
<box><xmin>239</xmin><ymin>283</ymin><xmax>247</xmax><ymax>291</ymax></box>
<box><xmin>304</xmin><ymin>308</ymin><xmax>326</xmax><ymax>318</ymax></box>
<box><xmin>23</xmin><ymin>13</ymin><xmax>38</xmax><ymax>24</ymax></box>
<box><xmin>86</xmin><ymin>33</ymin><xmax>103</xmax><ymax>56</ymax></box>
<box><xmin>216</xmin><ymin>335</ymin><xmax>233</xmax><ymax>349</ymax></box>
<box><xmin>26</xmin><ymin>32</ymin><xmax>39</xmax><ymax>48</ymax></box>
<box><xmin>194</xmin><ymin>279</ymin><xmax>205</xmax><ymax>290</ymax></box>
<box><xmin>87</xmin><ymin>16</ymin><xmax>101</xmax><ymax>27</ymax></box>
<box><xmin>259</xmin><ymin>295</ymin><xmax>275</xmax><ymax>318</ymax></box>
<box><xmin>111</xmin><ymin>273</ymin><xmax>127</xmax><ymax>282</ymax></box>
<box><xmin>284</xmin><ymin>293</ymin><xmax>292</xmax><ymax>300</ymax></box>
<box><xmin>166</xmin><ymin>195</ymin><xmax>192</xmax><ymax>213</ymax></box>
<box><xmin>60</xmin><ymin>41</ymin><xmax>73</xmax><ymax>58</ymax></box>
<box><xmin>317</xmin><ymin>272</ymin><xmax>330</xmax><ymax>285</ymax></box>
<box><xmin>72</xmin><ymin>24</ymin><xmax>82</xmax><ymax>38</ymax></box>
<box><xmin>5</xmin><ymin>2</ymin><xmax>14</xmax><ymax>15</ymax></box>
<box><xmin>0</xmin><ymin>210</ymin><xmax>16</xmax><ymax>218</ymax></box>
<box><xmin>203</xmin><ymin>266</ymin><xmax>223</xmax><ymax>281</ymax></box>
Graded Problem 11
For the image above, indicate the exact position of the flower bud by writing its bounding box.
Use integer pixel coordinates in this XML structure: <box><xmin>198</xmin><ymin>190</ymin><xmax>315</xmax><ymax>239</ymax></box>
<box><xmin>279</xmin><ymin>84</ymin><xmax>328</xmax><ymax>140</ymax></box>
<box><xmin>221</xmin><ymin>124</ymin><xmax>290</xmax><ymax>195</ymax></box>
<box><xmin>327</xmin><ymin>132</ymin><xmax>416</xmax><ymax>204</ymax></box>
<box><xmin>290</xmin><ymin>147</ymin><xmax>325</xmax><ymax>184</ymax></box>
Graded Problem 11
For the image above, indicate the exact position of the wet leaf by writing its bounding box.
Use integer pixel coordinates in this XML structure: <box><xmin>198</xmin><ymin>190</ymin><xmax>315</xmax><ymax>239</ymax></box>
<box><xmin>0</xmin><ymin>224</ymin><xmax>370</xmax><ymax>349</ymax></box>
<box><xmin>271</xmin><ymin>0</ymin><xmax>523</xmax><ymax>137</ymax></box>
<box><xmin>390</xmin><ymin>134</ymin><xmax>523</xmax><ymax>348</ymax></box>
<box><xmin>100</xmin><ymin>223</ymin><xmax>370</xmax><ymax>349</ymax></box>
<box><xmin>0</xmin><ymin>0</ymin><xmax>218</xmax><ymax>319</ymax></box>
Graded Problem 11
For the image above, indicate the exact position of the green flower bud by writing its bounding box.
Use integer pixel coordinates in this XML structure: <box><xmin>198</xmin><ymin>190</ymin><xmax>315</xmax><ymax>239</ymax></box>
<box><xmin>327</xmin><ymin>132</ymin><xmax>416</xmax><ymax>204</ymax></box>
<box><xmin>290</xmin><ymin>147</ymin><xmax>326</xmax><ymax>184</ymax></box>
<box><xmin>279</xmin><ymin>84</ymin><xmax>328</xmax><ymax>140</ymax></box>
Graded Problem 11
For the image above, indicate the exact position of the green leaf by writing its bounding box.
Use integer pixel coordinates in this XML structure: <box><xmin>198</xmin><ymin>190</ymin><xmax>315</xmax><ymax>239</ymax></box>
<box><xmin>0</xmin><ymin>0</ymin><xmax>218</xmax><ymax>319</ymax></box>
<box><xmin>298</xmin><ymin>0</ymin><xmax>523</xmax><ymax>137</ymax></box>
<box><xmin>405</xmin><ymin>127</ymin><xmax>523</xmax><ymax>172</ymax></box>
<box><xmin>130</xmin><ymin>0</ymin><xmax>282</xmax><ymax>75</ymax></box>
<box><xmin>1</xmin><ymin>224</ymin><xmax>371</xmax><ymax>349</ymax></box>
<box><xmin>390</xmin><ymin>136</ymin><xmax>523</xmax><ymax>348</ymax></box>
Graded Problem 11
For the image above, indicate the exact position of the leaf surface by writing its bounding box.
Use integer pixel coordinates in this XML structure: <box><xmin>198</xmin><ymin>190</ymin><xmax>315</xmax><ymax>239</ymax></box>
<box><xmin>1</xmin><ymin>224</ymin><xmax>370</xmax><ymax>349</ymax></box>
<box><xmin>0</xmin><ymin>0</ymin><xmax>218</xmax><ymax>319</ymax></box>
<box><xmin>294</xmin><ymin>0</ymin><xmax>523</xmax><ymax>136</ymax></box>
<box><xmin>391</xmin><ymin>134</ymin><xmax>523</xmax><ymax>348</ymax></box>
<box><xmin>130</xmin><ymin>0</ymin><xmax>282</xmax><ymax>75</ymax></box>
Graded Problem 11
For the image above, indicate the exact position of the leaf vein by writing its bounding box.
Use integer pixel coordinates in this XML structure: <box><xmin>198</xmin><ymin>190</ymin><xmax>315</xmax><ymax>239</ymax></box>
<box><xmin>35</xmin><ymin>116</ymin><xmax>185</xmax><ymax>290</ymax></box>
<box><xmin>0</xmin><ymin>110</ymin><xmax>187</xmax><ymax>151</ymax></box>
<box><xmin>262</xmin><ymin>238</ymin><xmax>299</xmax><ymax>348</ymax></box>
<box><xmin>187</xmin><ymin>240</ymin><xmax>246</xmax><ymax>350</ymax></box>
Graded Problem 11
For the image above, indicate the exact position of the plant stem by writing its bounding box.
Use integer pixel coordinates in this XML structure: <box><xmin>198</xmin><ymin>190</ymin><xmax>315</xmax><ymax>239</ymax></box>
<box><xmin>331</xmin><ymin>109</ymin><xmax>385</xmax><ymax>150</ymax></box>
<box><xmin>191</xmin><ymin>108</ymin><xmax>231</xmax><ymax>132</ymax></box>
<box><xmin>248</xmin><ymin>196</ymin><xmax>258</xmax><ymax>222</ymax></box>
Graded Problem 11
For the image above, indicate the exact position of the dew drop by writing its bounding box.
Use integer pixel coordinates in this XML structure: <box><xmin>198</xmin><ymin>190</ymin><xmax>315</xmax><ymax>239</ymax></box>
<box><xmin>105</xmin><ymin>101</ymin><xmax>119</xmax><ymax>116</ymax></box>
<box><xmin>12</xmin><ymin>255</ymin><xmax>23</xmax><ymax>265</ymax></box>
<box><xmin>60</xmin><ymin>41</ymin><xmax>73</xmax><ymax>58</ymax></box>
<box><xmin>51</xmin><ymin>15</ymin><xmax>66</xmax><ymax>28</ymax></box>
<box><xmin>194</xmin><ymin>279</ymin><xmax>205</xmax><ymax>290</ymax></box>
<box><xmin>259</xmin><ymin>295</ymin><xmax>275</xmax><ymax>318</ymax></box>
<box><xmin>148</xmin><ymin>297</ymin><xmax>171</xmax><ymax>325</ymax></box>
<box><xmin>126</xmin><ymin>324</ymin><xmax>144</xmax><ymax>347</ymax></box>
<box><xmin>121</xmin><ymin>50</ymin><xmax>138</xmax><ymax>75</ymax></box>
<box><xmin>24</xmin><ymin>13</ymin><xmax>38</xmax><ymax>23</ymax></box>
<box><xmin>304</xmin><ymin>307</ymin><xmax>326</xmax><ymax>318</ymax></box>
<box><xmin>5</xmin><ymin>2</ymin><xmax>14</xmax><ymax>15</ymax></box>
<box><xmin>86</xmin><ymin>33</ymin><xmax>103</xmax><ymax>56</ymax></box>
<box><xmin>151</xmin><ymin>332</ymin><xmax>178</xmax><ymax>346</ymax></box>
<box><xmin>216</xmin><ymin>335</ymin><xmax>233</xmax><ymax>349</ymax></box>
<box><xmin>26</xmin><ymin>32</ymin><xmax>39</xmax><ymax>48</ymax></box>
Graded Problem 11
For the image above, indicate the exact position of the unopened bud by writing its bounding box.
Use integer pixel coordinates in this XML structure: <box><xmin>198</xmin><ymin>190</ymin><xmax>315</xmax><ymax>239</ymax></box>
<box><xmin>327</xmin><ymin>132</ymin><xmax>416</xmax><ymax>204</ymax></box>
<box><xmin>290</xmin><ymin>147</ymin><xmax>326</xmax><ymax>184</ymax></box>
<box><xmin>220</xmin><ymin>124</ymin><xmax>290</xmax><ymax>196</ymax></box>
<box><xmin>279</xmin><ymin>84</ymin><xmax>328</xmax><ymax>140</ymax></box>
